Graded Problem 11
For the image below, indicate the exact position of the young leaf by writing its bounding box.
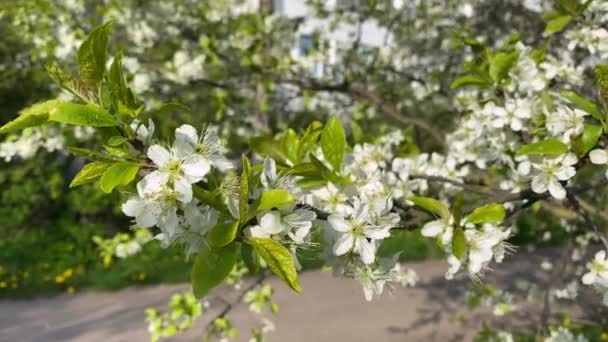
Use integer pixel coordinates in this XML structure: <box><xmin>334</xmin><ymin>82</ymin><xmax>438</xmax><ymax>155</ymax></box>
<box><xmin>252</xmin><ymin>189</ymin><xmax>295</xmax><ymax>213</ymax></box>
<box><xmin>489</xmin><ymin>51</ymin><xmax>519</xmax><ymax>84</ymax></box>
<box><xmin>107</xmin><ymin>136</ymin><xmax>128</xmax><ymax>146</ymax></box>
<box><xmin>0</xmin><ymin>100</ymin><xmax>64</xmax><ymax>134</ymax></box>
<box><xmin>78</xmin><ymin>21</ymin><xmax>113</xmax><ymax>87</ymax></box>
<box><xmin>572</xmin><ymin>124</ymin><xmax>603</xmax><ymax>155</ymax></box>
<box><xmin>320</xmin><ymin>116</ymin><xmax>346</xmax><ymax>171</ymax></box>
<box><xmin>193</xmin><ymin>186</ymin><xmax>231</xmax><ymax>215</ymax></box>
<box><xmin>545</xmin><ymin>15</ymin><xmax>573</xmax><ymax>34</ymax></box>
<box><xmin>350</xmin><ymin>121</ymin><xmax>364</xmax><ymax>144</ymax></box>
<box><xmin>49</xmin><ymin>103</ymin><xmax>118</xmax><ymax>127</ymax></box>
<box><xmin>242</xmin><ymin>243</ymin><xmax>260</xmax><ymax>274</ymax></box>
<box><xmin>452</xmin><ymin>227</ymin><xmax>466</xmax><ymax>259</ymax></box>
<box><xmin>239</xmin><ymin>155</ymin><xmax>251</xmax><ymax>224</ymax></box>
<box><xmin>207</xmin><ymin>221</ymin><xmax>240</xmax><ymax>248</ymax></box>
<box><xmin>466</xmin><ymin>203</ymin><xmax>506</xmax><ymax>224</ymax></box>
<box><xmin>69</xmin><ymin>161</ymin><xmax>113</xmax><ymax>188</ymax></box>
<box><xmin>450</xmin><ymin>74</ymin><xmax>491</xmax><ymax>89</ymax></box>
<box><xmin>250</xmin><ymin>238</ymin><xmax>302</xmax><ymax>293</ymax></box>
<box><xmin>99</xmin><ymin>162</ymin><xmax>140</xmax><ymax>193</ymax></box>
<box><xmin>408</xmin><ymin>196</ymin><xmax>450</xmax><ymax>219</ymax></box>
<box><xmin>191</xmin><ymin>242</ymin><xmax>239</xmax><ymax>299</ymax></box>
<box><xmin>281</xmin><ymin>129</ymin><xmax>299</xmax><ymax>163</ymax></box>
<box><xmin>561</xmin><ymin>91</ymin><xmax>602</xmax><ymax>121</ymax></box>
<box><xmin>515</xmin><ymin>139</ymin><xmax>568</xmax><ymax>156</ymax></box>
<box><xmin>297</xmin><ymin>121</ymin><xmax>322</xmax><ymax>162</ymax></box>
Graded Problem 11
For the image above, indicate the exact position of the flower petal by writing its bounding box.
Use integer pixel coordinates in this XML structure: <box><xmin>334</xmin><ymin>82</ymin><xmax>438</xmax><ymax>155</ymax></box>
<box><xmin>356</xmin><ymin>238</ymin><xmax>376</xmax><ymax>264</ymax></box>
<box><xmin>421</xmin><ymin>220</ymin><xmax>444</xmax><ymax>237</ymax></box>
<box><xmin>174</xmin><ymin>176</ymin><xmax>193</xmax><ymax>203</ymax></box>
<box><xmin>548</xmin><ymin>178</ymin><xmax>566</xmax><ymax>199</ymax></box>
<box><xmin>590</xmin><ymin>149</ymin><xmax>608</xmax><ymax>165</ymax></box>
<box><xmin>328</xmin><ymin>215</ymin><xmax>351</xmax><ymax>232</ymax></box>
<box><xmin>531</xmin><ymin>174</ymin><xmax>549</xmax><ymax>194</ymax></box>
<box><xmin>175</xmin><ymin>124</ymin><xmax>198</xmax><ymax>145</ymax></box>
<box><xmin>259</xmin><ymin>211</ymin><xmax>285</xmax><ymax>235</ymax></box>
<box><xmin>147</xmin><ymin>145</ymin><xmax>172</xmax><ymax>167</ymax></box>
<box><xmin>333</xmin><ymin>233</ymin><xmax>354</xmax><ymax>256</ymax></box>
<box><xmin>182</xmin><ymin>154</ymin><xmax>211</xmax><ymax>181</ymax></box>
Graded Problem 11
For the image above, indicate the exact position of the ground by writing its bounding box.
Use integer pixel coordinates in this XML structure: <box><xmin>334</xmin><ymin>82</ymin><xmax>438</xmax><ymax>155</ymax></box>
<box><xmin>0</xmin><ymin>248</ymin><xmax>588</xmax><ymax>342</ymax></box>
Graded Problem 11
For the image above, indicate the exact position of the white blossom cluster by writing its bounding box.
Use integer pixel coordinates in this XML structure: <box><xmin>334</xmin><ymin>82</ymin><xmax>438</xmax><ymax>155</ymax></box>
<box><xmin>581</xmin><ymin>250</ymin><xmax>608</xmax><ymax>306</ymax></box>
<box><xmin>0</xmin><ymin>127</ymin><xmax>64</xmax><ymax>162</ymax></box>
<box><xmin>122</xmin><ymin>123</ymin><xmax>233</xmax><ymax>257</ymax></box>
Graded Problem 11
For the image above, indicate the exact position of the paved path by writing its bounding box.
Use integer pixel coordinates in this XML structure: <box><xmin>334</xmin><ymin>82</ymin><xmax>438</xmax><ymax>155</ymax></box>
<box><xmin>0</xmin><ymin>248</ymin><xmax>587</xmax><ymax>342</ymax></box>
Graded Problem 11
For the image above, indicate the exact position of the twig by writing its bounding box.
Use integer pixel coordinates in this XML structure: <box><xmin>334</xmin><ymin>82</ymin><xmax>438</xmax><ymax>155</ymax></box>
<box><xmin>566</xmin><ymin>192</ymin><xmax>608</xmax><ymax>248</ymax></box>
<box><xmin>206</xmin><ymin>273</ymin><xmax>268</xmax><ymax>330</ymax></box>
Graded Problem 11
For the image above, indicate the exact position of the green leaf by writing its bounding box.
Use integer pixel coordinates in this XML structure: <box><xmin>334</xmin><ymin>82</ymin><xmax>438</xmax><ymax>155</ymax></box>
<box><xmin>191</xmin><ymin>242</ymin><xmax>238</xmax><ymax>299</ymax></box>
<box><xmin>107</xmin><ymin>136</ymin><xmax>128</xmax><ymax>146</ymax></box>
<box><xmin>99</xmin><ymin>162</ymin><xmax>140</xmax><ymax>193</ymax></box>
<box><xmin>452</xmin><ymin>227</ymin><xmax>466</xmax><ymax>259</ymax></box>
<box><xmin>68</xmin><ymin>147</ymin><xmax>113</xmax><ymax>161</ymax></box>
<box><xmin>596</xmin><ymin>64</ymin><xmax>608</xmax><ymax>88</ymax></box>
<box><xmin>515</xmin><ymin>138</ymin><xmax>569</xmax><ymax>156</ymax></box>
<box><xmin>489</xmin><ymin>51</ymin><xmax>519</xmax><ymax>83</ymax></box>
<box><xmin>78</xmin><ymin>21</ymin><xmax>112</xmax><ymax>87</ymax></box>
<box><xmin>572</xmin><ymin>124</ymin><xmax>603</xmax><ymax>155</ymax></box>
<box><xmin>193</xmin><ymin>186</ymin><xmax>231</xmax><ymax>215</ymax></box>
<box><xmin>408</xmin><ymin>196</ymin><xmax>450</xmax><ymax>219</ymax></box>
<box><xmin>466</xmin><ymin>203</ymin><xmax>506</xmax><ymax>224</ymax></box>
<box><xmin>207</xmin><ymin>221</ymin><xmax>239</xmax><ymax>248</ymax></box>
<box><xmin>250</xmin><ymin>136</ymin><xmax>289</xmax><ymax>165</ymax></box>
<box><xmin>0</xmin><ymin>100</ymin><xmax>64</xmax><ymax>134</ymax></box>
<box><xmin>239</xmin><ymin>155</ymin><xmax>251</xmax><ymax>224</ymax></box>
<box><xmin>320</xmin><ymin>116</ymin><xmax>346</xmax><ymax>171</ymax></box>
<box><xmin>242</xmin><ymin>243</ymin><xmax>260</xmax><ymax>274</ymax></box>
<box><xmin>252</xmin><ymin>189</ymin><xmax>295</xmax><ymax>213</ymax></box>
<box><xmin>49</xmin><ymin>102</ymin><xmax>118</xmax><ymax>127</ymax></box>
<box><xmin>452</xmin><ymin>191</ymin><xmax>465</xmax><ymax>227</ymax></box>
<box><xmin>545</xmin><ymin>15</ymin><xmax>573</xmax><ymax>34</ymax></box>
<box><xmin>450</xmin><ymin>74</ymin><xmax>491</xmax><ymax>89</ymax></box>
<box><xmin>350</xmin><ymin>121</ymin><xmax>364</xmax><ymax>144</ymax></box>
<box><xmin>249</xmin><ymin>238</ymin><xmax>301</xmax><ymax>293</ymax></box>
<box><xmin>297</xmin><ymin>121</ymin><xmax>322</xmax><ymax>162</ymax></box>
<box><xmin>561</xmin><ymin>91</ymin><xmax>602</xmax><ymax>121</ymax></box>
<box><xmin>108</xmin><ymin>51</ymin><xmax>141</xmax><ymax>117</ymax></box>
<box><xmin>69</xmin><ymin>161</ymin><xmax>112</xmax><ymax>188</ymax></box>
<box><xmin>281</xmin><ymin>129</ymin><xmax>299</xmax><ymax>163</ymax></box>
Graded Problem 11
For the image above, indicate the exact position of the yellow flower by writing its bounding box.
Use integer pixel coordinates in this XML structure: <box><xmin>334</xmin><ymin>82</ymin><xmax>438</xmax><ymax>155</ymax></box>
<box><xmin>67</xmin><ymin>286</ymin><xmax>75</xmax><ymax>294</ymax></box>
<box><xmin>0</xmin><ymin>282</ymin><xmax>6</xmax><ymax>288</ymax></box>
<box><xmin>601</xmin><ymin>332</ymin><xmax>608</xmax><ymax>340</ymax></box>
<box><xmin>63</xmin><ymin>269</ymin><xmax>73</xmax><ymax>278</ymax></box>
<box><xmin>55</xmin><ymin>275</ymin><xmax>65</xmax><ymax>284</ymax></box>
<box><xmin>138</xmin><ymin>273</ymin><xmax>146</xmax><ymax>281</ymax></box>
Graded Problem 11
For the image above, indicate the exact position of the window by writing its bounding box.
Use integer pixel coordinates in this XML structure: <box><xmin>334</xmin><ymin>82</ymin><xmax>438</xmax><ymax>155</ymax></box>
<box><xmin>298</xmin><ymin>34</ymin><xmax>314</xmax><ymax>57</ymax></box>
<box><xmin>272</xmin><ymin>0</ymin><xmax>284</xmax><ymax>14</ymax></box>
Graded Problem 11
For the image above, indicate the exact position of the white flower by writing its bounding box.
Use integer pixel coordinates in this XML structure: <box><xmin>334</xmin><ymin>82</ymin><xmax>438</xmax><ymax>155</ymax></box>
<box><xmin>121</xmin><ymin>180</ymin><xmax>180</xmax><ymax>238</ymax></box>
<box><xmin>522</xmin><ymin>153</ymin><xmax>577</xmax><ymax>200</ymax></box>
<box><xmin>177</xmin><ymin>201</ymin><xmax>219</xmax><ymax>257</ymax></box>
<box><xmin>328</xmin><ymin>203</ymin><xmax>391</xmax><ymax>264</ymax></box>
<box><xmin>131</xmin><ymin>119</ymin><xmax>155</xmax><ymax>145</ymax></box>
<box><xmin>175</xmin><ymin>125</ymin><xmax>233</xmax><ymax>172</ymax></box>
<box><xmin>545</xmin><ymin>327</ymin><xmax>588</xmax><ymax>342</ymax></box>
<box><xmin>589</xmin><ymin>149</ymin><xmax>608</xmax><ymax>179</ymax></box>
<box><xmin>582</xmin><ymin>250</ymin><xmax>608</xmax><ymax>286</ymax></box>
<box><xmin>421</xmin><ymin>216</ymin><xmax>454</xmax><ymax>246</ymax></box>
<box><xmin>142</xmin><ymin>142</ymin><xmax>211</xmax><ymax>203</ymax></box>
<box><xmin>465</xmin><ymin>224</ymin><xmax>512</xmax><ymax>275</ymax></box>
<box><xmin>260</xmin><ymin>157</ymin><xmax>297</xmax><ymax>193</ymax></box>
<box><xmin>247</xmin><ymin>208</ymin><xmax>316</xmax><ymax>244</ymax></box>
<box><xmin>309</xmin><ymin>182</ymin><xmax>353</xmax><ymax>216</ymax></box>
<box><xmin>546</xmin><ymin>106</ymin><xmax>587</xmax><ymax>142</ymax></box>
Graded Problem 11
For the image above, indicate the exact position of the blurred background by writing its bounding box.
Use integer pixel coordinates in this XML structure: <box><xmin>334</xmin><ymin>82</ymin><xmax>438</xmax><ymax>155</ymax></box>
<box><xmin>1</xmin><ymin>0</ymin><xmax>606</xmax><ymax>341</ymax></box>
